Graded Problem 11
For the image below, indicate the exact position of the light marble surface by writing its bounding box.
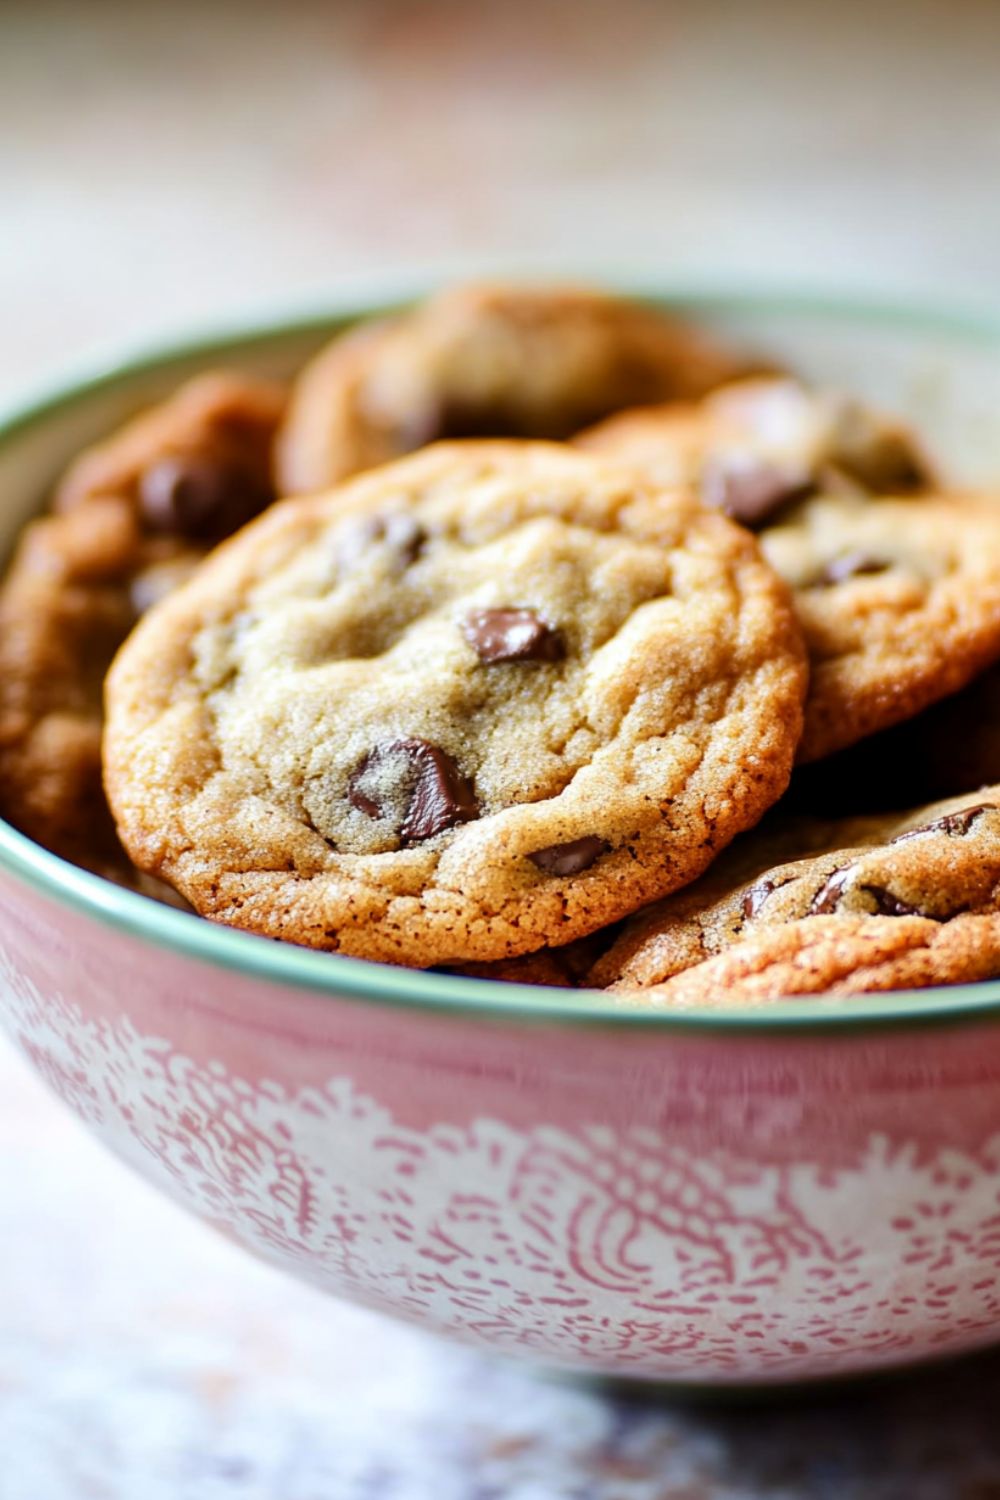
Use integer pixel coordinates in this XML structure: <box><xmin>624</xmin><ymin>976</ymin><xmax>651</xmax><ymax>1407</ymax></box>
<box><xmin>5</xmin><ymin>1</ymin><xmax>1000</xmax><ymax>1494</ymax></box>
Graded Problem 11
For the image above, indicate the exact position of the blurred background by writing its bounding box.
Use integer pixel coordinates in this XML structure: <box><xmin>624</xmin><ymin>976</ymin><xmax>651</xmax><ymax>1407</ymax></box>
<box><xmin>4</xmin><ymin>0</ymin><xmax>1000</xmax><ymax>401</ymax></box>
<box><xmin>4</xmin><ymin>1</ymin><xmax>1000</xmax><ymax>1496</ymax></box>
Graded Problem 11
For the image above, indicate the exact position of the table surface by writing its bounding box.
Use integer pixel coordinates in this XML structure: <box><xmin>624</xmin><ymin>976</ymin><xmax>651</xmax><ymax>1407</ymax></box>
<box><xmin>5</xmin><ymin>2</ymin><xmax>1000</xmax><ymax>1495</ymax></box>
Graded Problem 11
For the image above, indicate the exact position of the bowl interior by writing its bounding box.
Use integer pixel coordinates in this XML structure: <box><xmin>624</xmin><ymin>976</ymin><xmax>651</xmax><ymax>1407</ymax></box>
<box><xmin>4</xmin><ymin>285</ymin><xmax>1000</xmax><ymax>1031</ymax></box>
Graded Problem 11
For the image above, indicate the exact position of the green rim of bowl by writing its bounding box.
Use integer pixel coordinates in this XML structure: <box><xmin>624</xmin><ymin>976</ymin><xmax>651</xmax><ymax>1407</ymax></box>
<box><xmin>5</xmin><ymin>279</ymin><xmax>1000</xmax><ymax>1035</ymax></box>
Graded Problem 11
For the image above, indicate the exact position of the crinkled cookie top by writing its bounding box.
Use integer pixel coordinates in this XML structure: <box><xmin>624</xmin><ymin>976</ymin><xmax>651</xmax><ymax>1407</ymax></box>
<box><xmin>105</xmin><ymin>440</ymin><xmax>807</xmax><ymax>966</ymax></box>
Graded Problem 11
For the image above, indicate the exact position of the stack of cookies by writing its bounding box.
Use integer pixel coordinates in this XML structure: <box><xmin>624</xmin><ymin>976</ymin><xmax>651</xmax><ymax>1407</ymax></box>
<box><xmin>6</xmin><ymin>283</ymin><xmax>1000</xmax><ymax>1007</ymax></box>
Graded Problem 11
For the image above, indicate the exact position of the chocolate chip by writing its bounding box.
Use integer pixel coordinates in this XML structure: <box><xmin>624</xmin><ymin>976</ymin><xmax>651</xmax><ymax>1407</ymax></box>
<box><xmin>809</xmin><ymin>868</ymin><xmax>852</xmax><ymax>915</ymax></box>
<box><xmin>701</xmin><ymin>456</ymin><xmax>814</xmax><ymax>528</ymax></box>
<box><xmin>138</xmin><ymin>456</ymin><xmax>271</xmax><ymax>540</ymax></box>
<box><xmin>816</xmin><ymin>552</ymin><xmax>891</xmax><ymax>587</ymax></box>
<box><xmin>742</xmin><ymin>877</ymin><xmax>777</xmax><ymax>920</ymax></box>
<box><xmin>810</xmin><ymin>867</ymin><xmax>926</xmax><ymax>918</ymax></box>
<box><xmin>348</xmin><ymin>738</ymin><xmax>477</xmax><ymax>844</ymax></box>
<box><xmin>337</xmin><ymin>512</ymin><xmax>426</xmax><ymax>572</ymax></box>
<box><xmin>529</xmin><ymin>835</ymin><xmax>609</xmax><ymax>876</ymax></box>
<box><xmin>462</xmin><ymin>608</ymin><xmax>565</xmax><ymax>664</ymax></box>
<box><xmin>860</xmin><ymin>884</ymin><xmax>924</xmax><ymax>917</ymax></box>
<box><xmin>891</xmin><ymin>803</ymin><xmax>995</xmax><ymax>843</ymax></box>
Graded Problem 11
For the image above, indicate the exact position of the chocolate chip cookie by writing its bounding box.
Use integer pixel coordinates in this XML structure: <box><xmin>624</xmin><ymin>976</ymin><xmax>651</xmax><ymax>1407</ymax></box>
<box><xmin>0</xmin><ymin>372</ymin><xmax>285</xmax><ymax>873</ymax></box>
<box><xmin>275</xmin><ymin>283</ymin><xmax>758</xmax><ymax>493</ymax></box>
<box><xmin>606</xmin><ymin>914</ymin><xmax>1000</xmax><ymax>1009</ymax></box>
<box><xmin>593</xmin><ymin>789</ymin><xmax>1000</xmax><ymax>1005</ymax></box>
<box><xmin>576</xmin><ymin>377</ymin><xmax>932</xmax><ymax>521</ymax></box>
<box><xmin>105</xmin><ymin>440</ymin><xmax>808</xmax><ymax>966</ymax></box>
<box><xmin>578</xmin><ymin>378</ymin><xmax>1000</xmax><ymax>762</ymax></box>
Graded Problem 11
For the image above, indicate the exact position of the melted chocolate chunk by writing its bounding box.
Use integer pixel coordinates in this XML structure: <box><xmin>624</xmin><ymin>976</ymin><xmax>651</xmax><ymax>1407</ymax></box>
<box><xmin>810</xmin><ymin>867</ymin><xmax>926</xmax><ymax>918</ymax></box>
<box><xmin>529</xmin><ymin>835</ymin><xmax>609</xmax><ymax>876</ymax></box>
<box><xmin>348</xmin><ymin>738</ymin><xmax>477</xmax><ymax>844</ymax></box>
<box><xmin>809</xmin><ymin>867</ymin><xmax>852</xmax><ymax>915</ymax></box>
<box><xmin>742</xmin><ymin>877</ymin><xmax>778</xmax><ymax>921</ymax></box>
<box><xmin>860</xmin><ymin>884</ymin><xmax>924</xmax><ymax>917</ymax></box>
<box><xmin>337</xmin><ymin>512</ymin><xmax>426</xmax><ymax>572</ymax></box>
<box><xmin>701</xmin><ymin>455</ymin><xmax>814</xmax><ymax>528</ymax></box>
<box><xmin>462</xmin><ymin>608</ymin><xmax>564</xmax><ymax>664</ymax></box>
<box><xmin>890</xmin><ymin>803</ymin><xmax>995</xmax><ymax>844</ymax></box>
<box><xmin>816</xmin><ymin>551</ymin><xmax>891</xmax><ymax>587</ymax></box>
<box><xmin>139</xmin><ymin>456</ymin><xmax>271</xmax><ymax>540</ymax></box>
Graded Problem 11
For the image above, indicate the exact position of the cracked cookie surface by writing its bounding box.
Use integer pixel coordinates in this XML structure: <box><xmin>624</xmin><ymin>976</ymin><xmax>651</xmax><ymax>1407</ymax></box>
<box><xmin>105</xmin><ymin>440</ymin><xmax>807</xmax><ymax>966</ymax></box>
<box><xmin>275</xmin><ymin>282</ymin><xmax>757</xmax><ymax>493</ymax></box>
<box><xmin>593</xmin><ymin>787</ymin><xmax>1000</xmax><ymax>1004</ymax></box>
<box><xmin>0</xmin><ymin>372</ymin><xmax>285</xmax><ymax>873</ymax></box>
<box><xmin>578</xmin><ymin>378</ymin><xmax>1000</xmax><ymax>761</ymax></box>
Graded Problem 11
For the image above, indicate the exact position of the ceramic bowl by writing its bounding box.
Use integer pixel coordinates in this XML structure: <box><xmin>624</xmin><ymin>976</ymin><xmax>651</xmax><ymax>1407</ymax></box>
<box><xmin>5</xmin><ymin>286</ymin><xmax>1000</xmax><ymax>1390</ymax></box>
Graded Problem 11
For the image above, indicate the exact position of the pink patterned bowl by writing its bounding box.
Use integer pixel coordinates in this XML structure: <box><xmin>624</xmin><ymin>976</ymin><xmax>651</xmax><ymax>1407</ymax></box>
<box><xmin>5</xmin><ymin>286</ymin><xmax>1000</xmax><ymax>1390</ymax></box>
